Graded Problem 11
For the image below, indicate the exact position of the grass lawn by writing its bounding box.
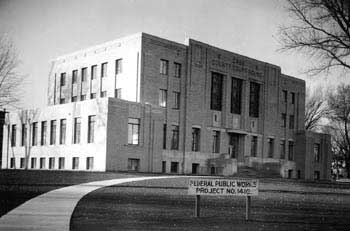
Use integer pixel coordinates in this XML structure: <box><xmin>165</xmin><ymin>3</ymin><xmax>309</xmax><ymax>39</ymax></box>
<box><xmin>70</xmin><ymin>178</ymin><xmax>350</xmax><ymax>231</ymax></box>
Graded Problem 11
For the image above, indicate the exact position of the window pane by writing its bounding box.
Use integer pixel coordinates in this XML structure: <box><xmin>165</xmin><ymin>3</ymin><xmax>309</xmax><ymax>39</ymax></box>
<box><xmin>91</xmin><ymin>65</ymin><xmax>97</xmax><ymax>79</ymax></box>
<box><xmin>210</xmin><ymin>72</ymin><xmax>223</xmax><ymax>111</ymax></box>
<box><xmin>249</xmin><ymin>82</ymin><xmax>260</xmax><ymax>117</ymax></box>
<box><xmin>231</xmin><ymin>77</ymin><xmax>242</xmax><ymax>114</ymax></box>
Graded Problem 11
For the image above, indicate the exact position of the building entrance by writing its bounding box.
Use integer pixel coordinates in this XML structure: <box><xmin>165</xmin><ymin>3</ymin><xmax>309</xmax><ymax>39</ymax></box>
<box><xmin>228</xmin><ymin>133</ymin><xmax>240</xmax><ymax>158</ymax></box>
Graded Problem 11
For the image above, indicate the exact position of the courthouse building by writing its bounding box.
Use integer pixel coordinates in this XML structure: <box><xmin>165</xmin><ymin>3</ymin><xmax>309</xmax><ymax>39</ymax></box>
<box><xmin>1</xmin><ymin>33</ymin><xmax>331</xmax><ymax>180</ymax></box>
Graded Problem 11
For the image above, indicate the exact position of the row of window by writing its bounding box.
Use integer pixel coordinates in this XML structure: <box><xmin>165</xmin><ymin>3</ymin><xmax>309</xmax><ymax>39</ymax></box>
<box><xmin>159</xmin><ymin>90</ymin><xmax>180</xmax><ymax>109</ymax></box>
<box><xmin>10</xmin><ymin>156</ymin><xmax>94</xmax><ymax>170</ymax></box>
<box><xmin>10</xmin><ymin>115</ymin><xmax>96</xmax><ymax>147</ymax></box>
<box><xmin>282</xmin><ymin>90</ymin><xmax>296</xmax><ymax>104</ymax></box>
<box><xmin>59</xmin><ymin>88</ymin><xmax>122</xmax><ymax>104</ymax></box>
<box><xmin>281</xmin><ymin>113</ymin><xmax>295</xmax><ymax>129</ymax></box>
<box><xmin>160</xmin><ymin>59</ymin><xmax>181</xmax><ymax>78</ymax></box>
<box><xmin>60</xmin><ymin>59</ymin><xmax>122</xmax><ymax>87</ymax></box>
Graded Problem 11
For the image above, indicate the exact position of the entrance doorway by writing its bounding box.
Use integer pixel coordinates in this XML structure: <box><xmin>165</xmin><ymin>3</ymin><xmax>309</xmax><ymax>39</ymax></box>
<box><xmin>229</xmin><ymin>133</ymin><xmax>240</xmax><ymax>158</ymax></box>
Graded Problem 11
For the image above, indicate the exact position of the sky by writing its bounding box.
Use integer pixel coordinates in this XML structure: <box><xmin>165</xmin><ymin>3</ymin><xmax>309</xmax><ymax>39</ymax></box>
<box><xmin>0</xmin><ymin>0</ymin><xmax>338</xmax><ymax>109</ymax></box>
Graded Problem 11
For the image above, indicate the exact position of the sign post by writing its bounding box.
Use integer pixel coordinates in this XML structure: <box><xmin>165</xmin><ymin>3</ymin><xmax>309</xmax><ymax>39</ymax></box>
<box><xmin>188</xmin><ymin>178</ymin><xmax>259</xmax><ymax>219</ymax></box>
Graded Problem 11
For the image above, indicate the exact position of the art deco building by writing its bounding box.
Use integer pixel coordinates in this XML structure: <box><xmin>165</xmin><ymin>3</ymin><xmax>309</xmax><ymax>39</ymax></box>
<box><xmin>1</xmin><ymin>33</ymin><xmax>331</xmax><ymax>180</ymax></box>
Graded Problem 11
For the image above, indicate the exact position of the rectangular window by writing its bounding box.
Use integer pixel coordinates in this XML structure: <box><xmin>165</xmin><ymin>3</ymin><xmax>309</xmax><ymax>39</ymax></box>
<box><xmin>163</xmin><ymin>124</ymin><xmax>167</xmax><ymax>149</ymax></box>
<box><xmin>159</xmin><ymin>89</ymin><xmax>167</xmax><ymax>107</ymax></box>
<box><xmin>59</xmin><ymin>119</ymin><xmax>66</xmax><ymax>145</ymax></box>
<box><xmin>289</xmin><ymin>115</ymin><xmax>295</xmax><ymax>129</ymax></box>
<box><xmin>281</xmin><ymin>113</ymin><xmax>286</xmax><ymax>127</ymax></box>
<box><xmin>50</xmin><ymin>120</ymin><xmax>56</xmax><ymax>145</ymax></box>
<box><xmin>173</xmin><ymin>91</ymin><xmax>180</xmax><ymax>109</ymax></box>
<box><xmin>115</xmin><ymin>59</ymin><xmax>122</xmax><ymax>75</ymax></box>
<box><xmin>128</xmin><ymin>118</ymin><xmax>140</xmax><ymax>145</ymax></box>
<box><xmin>59</xmin><ymin>98</ymin><xmax>65</xmax><ymax>104</ymax></box>
<box><xmin>72</xmin><ymin>157</ymin><xmax>79</xmax><ymax>170</ymax></box>
<box><xmin>280</xmin><ymin>140</ymin><xmax>286</xmax><ymax>159</ymax></box>
<box><xmin>73</xmin><ymin>117</ymin><xmax>81</xmax><ymax>144</ymax></box>
<box><xmin>87</xmin><ymin>115</ymin><xmax>96</xmax><ymax>143</ymax></box>
<box><xmin>59</xmin><ymin>157</ymin><xmax>65</xmax><ymax>169</ymax></box>
<box><xmin>268</xmin><ymin>138</ymin><xmax>274</xmax><ymax>158</ymax></box>
<box><xmin>210</xmin><ymin>72</ymin><xmax>223</xmax><ymax>111</ymax></box>
<box><xmin>314</xmin><ymin>171</ymin><xmax>320</xmax><ymax>180</ymax></box>
<box><xmin>128</xmin><ymin>158</ymin><xmax>140</xmax><ymax>171</ymax></box>
<box><xmin>81</xmin><ymin>94</ymin><xmax>86</xmax><ymax>101</ymax></box>
<box><xmin>174</xmin><ymin>62</ymin><xmax>181</xmax><ymax>78</ymax></box>
<box><xmin>162</xmin><ymin>161</ymin><xmax>166</xmax><ymax>173</ymax></box>
<box><xmin>192</xmin><ymin>163</ymin><xmax>199</xmax><ymax>174</ymax></box>
<box><xmin>91</xmin><ymin>65</ymin><xmax>97</xmax><ymax>80</ymax></box>
<box><xmin>21</xmin><ymin>124</ymin><xmax>27</xmax><ymax>146</ymax></box>
<box><xmin>291</xmin><ymin>92</ymin><xmax>295</xmax><ymax>104</ymax></box>
<box><xmin>288</xmin><ymin>141</ymin><xmax>294</xmax><ymax>161</ymax></box>
<box><xmin>41</xmin><ymin>121</ymin><xmax>47</xmax><ymax>145</ymax></box>
<box><xmin>90</xmin><ymin>93</ymin><xmax>96</xmax><ymax>99</ymax></box>
<box><xmin>86</xmin><ymin>157</ymin><xmax>94</xmax><ymax>170</ymax></box>
<box><xmin>231</xmin><ymin>77</ymin><xmax>243</xmax><ymax>114</ymax></box>
<box><xmin>71</xmin><ymin>96</ymin><xmax>78</xmax><ymax>102</ymax></box>
<box><xmin>171</xmin><ymin>125</ymin><xmax>179</xmax><ymax>150</ymax></box>
<box><xmin>251</xmin><ymin>136</ymin><xmax>258</xmax><ymax>157</ymax></box>
<box><xmin>20</xmin><ymin>157</ymin><xmax>25</xmax><ymax>169</ymax></box>
<box><xmin>101</xmin><ymin>62</ymin><xmax>107</xmax><ymax>78</ymax></box>
<box><xmin>11</xmin><ymin>124</ymin><xmax>16</xmax><ymax>147</ymax></box>
<box><xmin>115</xmin><ymin>88</ymin><xmax>122</xmax><ymax>98</ymax></box>
<box><xmin>100</xmin><ymin>91</ymin><xmax>107</xmax><ymax>98</ymax></box>
<box><xmin>49</xmin><ymin>157</ymin><xmax>55</xmax><ymax>169</ymax></box>
<box><xmin>170</xmin><ymin>162</ymin><xmax>179</xmax><ymax>173</ymax></box>
<box><xmin>160</xmin><ymin>59</ymin><xmax>169</xmax><ymax>75</ymax></box>
<box><xmin>283</xmin><ymin>90</ymin><xmax>287</xmax><ymax>102</ymax></box>
<box><xmin>31</xmin><ymin>157</ymin><xmax>37</xmax><ymax>169</ymax></box>
<box><xmin>32</xmin><ymin>122</ymin><xmax>38</xmax><ymax>146</ymax></box>
<box><xmin>249</xmin><ymin>82</ymin><xmax>260</xmax><ymax>117</ymax></box>
<box><xmin>10</xmin><ymin>158</ymin><xmax>15</xmax><ymax>168</ymax></box>
<box><xmin>314</xmin><ymin>143</ymin><xmax>320</xmax><ymax>162</ymax></box>
<box><xmin>72</xmin><ymin>70</ymin><xmax>78</xmax><ymax>84</ymax></box>
<box><xmin>81</xmin><ymin>67</ymin><xmax>87</xmax><ymax>82</ymax></box>
<box><xmin>60</xmin><ymin>73</ymin><xmax>66</xmax><ymax>86</ymax></box>
<box><xmin>191</xmin><ymin>127</ymin><xmax>200</xmax><ymax>152</ymax></box>
<box><xmin>40</xmin><ymin>157</ymin><xmax>45</xmax><ymax>169</ymax></box>
<box><xmin>212</xmin><ymin>131</ymin><xmax>220</xmax><ymax>153</ymax></box>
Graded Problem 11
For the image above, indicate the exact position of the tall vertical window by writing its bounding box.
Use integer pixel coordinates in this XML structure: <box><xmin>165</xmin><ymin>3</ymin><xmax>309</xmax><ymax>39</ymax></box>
<box><xmin>249</xmin><ymin>82</ymin><xmax>260</xmax><ymax>117</ymax></box>
<box><xmin>72</xmin><ymin>157</ymin><xmax>79</xmax><ymax>169</ymax></box>
<box><xmin>163</xmin><ymin>124</ymin><xmax>167</xmax><ymax>149</ymax></box>
<box><xmin>101</xmin><ymin>62</ymin><xmax>107</xmax><ymax>78</ymax></box>
<box><xmin>49</xmin><ymin>157</ymin><xmax>55</xmax><ymax>169</ymax></box>
<box><xmin>280</xmin><ymin>140</ymin><xmax>286</xmax><ymax>159</ymax></box>
<box><xmin>160</xmin><ymin>59</ymin><xmax>169</xmax><ymax>75</ymax></box>
<box><xmin>86</xmin><ymin>157</ymin><xmax>94</xmax><ymax>170</ymax></box>
<box><xmin>40</xmin><ymin>157</ymin><xmax>45</xmax><ymax>169</ymax></box>
<box><xmin>210</xmin><ymin>72</ymin><xmax>223</xmax><ymax>111</ymax></box>
<box><xmin>21</xmin><ymin>124</ymin><xmax>27</xmax><ymax>146</ymax></box>
<box><xmin>50</xmin><ymin>120</ymin><xmax>56</xmax><ymax>145</ymax></box>
<box><xmin>171</xmin><ymin>125</ymin><xmax>179</xmax><ymax>150</ymax></box>
<box><xmin>59</xmin><ymin>119</ymin><xmax>66</xmax><ymax>145</ymax></box>
<box><xmin>41</xmin><ymin>121</ymin><xmax>47</xmax><ymax>145</ymax></box>
<box><xmin>173</xmin><ymin>91</ymin><xmax>180</xmax><ymax>109</ymax></box>
<box><xmin>231</xmin><ymin>77</ymin><xmax>243</xmax><ymax>114</ymax></box>
<box><xmin>174</xmin><ymin>62</ymin><xmax>181</xmax><ymax>78</ymax></box>
<box><xmin>72</xmin><ymin>70</ymin><xmax>78</xmax><ymax>84</ymax></box>
<box><xmin>281</xmin><ymin>113</ymin><xmax>286</xmax><ymax>127</ymax></box>
<box><xmin>87</xmin><ymin>115</ymin><xmax>96</xmax><ymax>143</ymax></box>
<box><xmin>20</xmin><ymin>158</ymin><xmax>25</xmax><ymax>169</ymax></box>
<box><xmin>59</xmin><ymin>157</ymin><xmax>65</xmax><ymax>169</ymax></box>
<box><xmin>116</xmin><ymin>59</ymin><xmax>122</xmax><ymax>75</ymax></box>
<box><xmin>314</xmin><ymin>143</ymin><xmax>320</xmax><ymax>162</ymax></box>
<box><xmin>60</xmin><ymin>73</ymin><xmax>66</xmax><ymax>86</ymax></box>
<box><xmin>91</xmin><ymin>65</ymin><xmax>97</xmax><ymax>80</ymax></box>
<box><xmin>128</xmin><ymin>118</ymin><xmax>140</xmax><ymax>145</ymax></box>
<box><xmin>115</xmin><ymin>88</ymin><xmax>122</xmax><ymax>98</ymax></box>
<box><xmin>288</xmin><ymin>141</ymin><xmax>294</xmax><ymax>161</ymax></box>
<box><xmin>289</xmin><ymin>115</ymin><xmax>295</xmax><ymax>129</ymax></box>
<box><xmin>291</xmin><ymin>92</ymin><xmax>295</xmax><ymax>104</ymax></box>
<box><xmin>10</xmin><ymin>158</ymin><xmax>15</xmax><ymax>168</ymax></box>
<box><xmin>73</xmin><ymin>117</ymin><xmax>81</xmax><ymax>144</ymax></box>
<box><xmin>268</xmin><ymin>138</ymin><xmax>274</xmax><ymax>158</ymax></box>
<box><xmin>191</xmin><ymin>127</ymin><xmax>200</xmax><ymax>152</ymax></box>
<box><xmin>32</xmin><ymin>122</ymin><xmax>38</xmax><ymax>146</ymax></box>
<box><xmin>212</xmin><ymin>131</ymin><xmax>220</xmax><ymax>153</ymax></box>
<box><xmin>159</xmin><ymin>89</ymin><xmax>167</xmax><ymax>107</ymax></box>
<box><xmin>251</xmin><ymin>136</ymin><xmax>258</xmax><ymax>157</ymax></box>
<box><xmin>81</xmin><ymin>67</ymin><xmax>87</xmax><ymax>82</ymax></box>
<box><xmin>11</xmin><ymin>124</ymin><xmax>16</xmax><ymax>147</ymax></box>
<box><xmin>282</xmin><ymin>90</ymin><xmax>287</xmax><ymax>102</ymax></box>
<box><xmin>31</xmin><ymin>157</ymin><xmax>37</xmax><ymax>169</ymax></box>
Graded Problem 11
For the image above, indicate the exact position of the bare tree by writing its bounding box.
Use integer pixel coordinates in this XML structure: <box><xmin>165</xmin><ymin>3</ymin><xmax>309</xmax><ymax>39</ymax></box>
<box><xmin>304</xmin><ymin>86</ymin><xmax>330</xmax><ymax>130</ymax></box>
<box><xmin>0</xmin><ymin>35</ymin><xmax>24</xmax><ymax>108</ymax></box>
<box><xmin>279</xmin><ymin>0</ymin><xmax>350</xmax><ymax>75</ymax></box>
<box><xmin>327</xmin><ymin>84</ymin><xmax>350</xmax><ymax>177</ymax></box>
